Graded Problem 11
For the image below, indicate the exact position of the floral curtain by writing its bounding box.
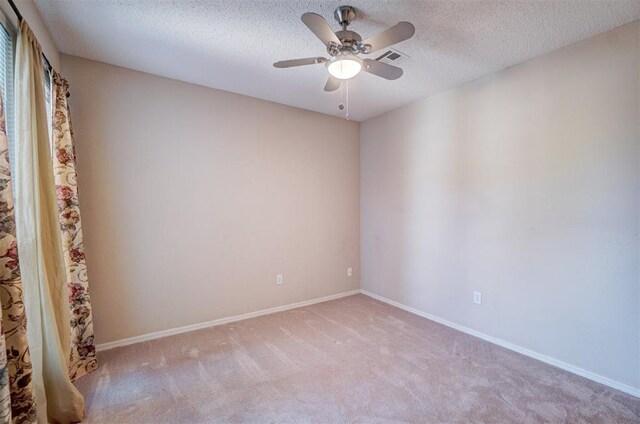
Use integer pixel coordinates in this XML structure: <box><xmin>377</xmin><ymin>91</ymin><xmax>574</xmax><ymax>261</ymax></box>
<box><xmin>14</xmin><ymin>20</ymin><xmax>84</xmax><ymax>423</ymax></box>
<box><xmin>0</xmin><ymin>88</ymin><xmax>37</xmax><ymax>423</ymax></box>
<box><xmin>50</xmin><ymin>71</ymin><xmax>97</xmax><ymax>382</ymax></box>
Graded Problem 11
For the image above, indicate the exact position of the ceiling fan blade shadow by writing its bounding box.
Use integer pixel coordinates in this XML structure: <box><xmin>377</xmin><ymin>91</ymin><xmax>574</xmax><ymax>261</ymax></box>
<box><xmin>273</xmin><ymin>57</ymin><xmax>327</xmax><ymax>68</ymax></box>
<box><xmin>324</xmin><ymin>76</ymin><xmax>341</xmax><ymax>92</ymax></box>
<box><xmin>302</xmin><ymin>12</ymin><xmax>342</xmax><ymax>47</ymax></box>
<box><xmin>362</xmin><ymin>59</ymin><xmax>403</xmax><ymax>80</ymax></box>
<box><xmin>362</xmin><ymin>22</ymin><xmax>415</xmax><ymax>53</ymax></box>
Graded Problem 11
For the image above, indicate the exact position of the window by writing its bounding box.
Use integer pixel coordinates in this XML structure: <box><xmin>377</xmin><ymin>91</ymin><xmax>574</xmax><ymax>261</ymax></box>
<box><xmin>0</xmin><ymin>12</ymin><xmax>53</xmax><ymax>174</ymax></box>
<box><xmin>44</xmin><ymin>65</ymin><xmax>51</xmax><ymax>138</ymax></box>
<box><xmin>0</xmin><ymin>14</ymin><xmax>15</xmax><ymax>170</ymax></box>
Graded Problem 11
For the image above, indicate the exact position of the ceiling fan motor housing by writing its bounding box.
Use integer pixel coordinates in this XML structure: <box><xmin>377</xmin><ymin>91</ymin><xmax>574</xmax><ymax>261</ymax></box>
<box><xmin>328</xmin><ymin>31</ymin><xmax>363</xmax><ymax>55</ymax></box>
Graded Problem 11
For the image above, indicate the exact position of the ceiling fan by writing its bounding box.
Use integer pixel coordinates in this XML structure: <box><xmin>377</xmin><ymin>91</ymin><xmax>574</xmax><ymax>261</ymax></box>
<box><xmin>273</xmin><ymin>5</ymin><xmax>415</xmax><ymax>92</ymax></box>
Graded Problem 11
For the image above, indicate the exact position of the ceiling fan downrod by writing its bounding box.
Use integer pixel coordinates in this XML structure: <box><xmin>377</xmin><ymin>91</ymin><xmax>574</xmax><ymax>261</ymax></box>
<box><xmin>331</xmin><ymin>6</ymin><xmax>370</xmax><ymax>55</ymax></box>
<box><xmin>334</xmin><ymin>5</ymin><xmax>357</xmax><ymax>30</ymax></box>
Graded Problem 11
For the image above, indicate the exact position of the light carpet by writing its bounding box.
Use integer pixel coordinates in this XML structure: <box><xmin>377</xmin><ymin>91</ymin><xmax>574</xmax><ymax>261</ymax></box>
<box><xmin>75</xmin><ymin>294</ymin><xmax>640</xmax><ymax>423</ymax></box>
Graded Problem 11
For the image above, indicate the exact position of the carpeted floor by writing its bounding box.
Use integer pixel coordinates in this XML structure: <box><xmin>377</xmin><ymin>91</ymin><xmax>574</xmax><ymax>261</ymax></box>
<box><xmin>75</xmin><ymin>294</ymin><xmax>640</xmax><ymax>423</ymax></box>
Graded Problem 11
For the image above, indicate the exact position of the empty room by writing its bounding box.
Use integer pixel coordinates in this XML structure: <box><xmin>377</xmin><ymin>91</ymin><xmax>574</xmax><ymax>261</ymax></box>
<box><xmin>0</xmin><ymin>0</ymin><xmax>638</xmax><ymax>423</ymax></box>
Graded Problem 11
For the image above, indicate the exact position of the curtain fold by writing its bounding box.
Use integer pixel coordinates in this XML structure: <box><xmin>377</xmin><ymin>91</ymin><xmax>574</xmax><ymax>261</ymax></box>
<box><xmin>51</xmin><ymin>71</ymin><xmax>97</xmax><ymax>382</ymax></box>
<box><xmin>13</xmin><ymin>21</ymin><xmax>84</xmax><ymax>423</ymax></box>
<box><xmin>0</xmin><ymin>83</ymin><xmax>37</xmax><ymax>424</ymax></box>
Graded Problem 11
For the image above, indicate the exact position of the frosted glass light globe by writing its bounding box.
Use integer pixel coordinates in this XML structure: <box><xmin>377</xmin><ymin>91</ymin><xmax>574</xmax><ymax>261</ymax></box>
<box><xmin>327</xmin><ymin>54</ymin><xmax>362</xmax><ymax>80</ymax></box>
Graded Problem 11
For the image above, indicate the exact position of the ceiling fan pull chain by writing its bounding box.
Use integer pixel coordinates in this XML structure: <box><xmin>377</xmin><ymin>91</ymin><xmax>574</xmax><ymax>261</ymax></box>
<box><xmin>338</xmin><ymin>79</ymin><xmax>347</xmax><ymax>116</ymax></box>
<box><xmin>346</xmin><ymin>78</ymin><xmax>350</xmax><ymax>120</ymax></box>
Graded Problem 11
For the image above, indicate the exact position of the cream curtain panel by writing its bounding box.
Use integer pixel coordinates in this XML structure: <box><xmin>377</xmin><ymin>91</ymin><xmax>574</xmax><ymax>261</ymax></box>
<box><xmin>13</xmin><ymin>21</ymin><xmax>84</xmax><ymax>423</ymax></box>
<box><xmin>0</xmin><ymin>83</ymin><xmax>37</xmax><ymax>424</ymax></box>
<box><xmin>51</xmin><ymin>71</ymin><xmax>97</xmax><ymax>382</ymax></box>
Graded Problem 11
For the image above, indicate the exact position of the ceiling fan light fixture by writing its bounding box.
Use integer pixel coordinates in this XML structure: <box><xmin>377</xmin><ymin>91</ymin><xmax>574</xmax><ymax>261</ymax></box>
<box><xmin>327</xmin><ymin>54</ymin><xmax>362</xmax><ymax>80</ymax></box>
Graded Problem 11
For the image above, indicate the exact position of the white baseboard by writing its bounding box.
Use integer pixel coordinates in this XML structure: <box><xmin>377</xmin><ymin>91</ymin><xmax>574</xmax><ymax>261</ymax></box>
<box><xmin>360</xmin><ymin>289</ymin><xmax>640</xmax><ymax>399</ymax></box>
<box><xmin>96</xmin><ymin>287</ymin><xmax>639</xmax><ymax>399</ymax></box>
<box><xmin>96</xmin><ymin>289</ymin><xmax>360</xmax><ymax>352</ymax></box>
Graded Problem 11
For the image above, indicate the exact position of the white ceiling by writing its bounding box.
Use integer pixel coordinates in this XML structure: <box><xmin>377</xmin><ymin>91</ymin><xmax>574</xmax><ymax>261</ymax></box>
<box><xmin>35</xmin><ymin>0</ymin><xmax>640</xmax><ymax>122</ymax></box>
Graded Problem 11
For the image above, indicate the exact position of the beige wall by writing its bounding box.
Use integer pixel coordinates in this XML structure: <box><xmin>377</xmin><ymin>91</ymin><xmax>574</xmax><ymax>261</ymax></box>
<box><xmin>361</xmin><ymin>21</ymin><xmax>639</xmax><ymax>390</ymax></box>
<box><xmin>63</xmin><ymin>19</ymin><xmax>638</xmax><ymax>391</ymax></box>
<box><xmin>61</xmin><ymin>55</ymin><xmax>360</xmax><ymax>344</ymax></box>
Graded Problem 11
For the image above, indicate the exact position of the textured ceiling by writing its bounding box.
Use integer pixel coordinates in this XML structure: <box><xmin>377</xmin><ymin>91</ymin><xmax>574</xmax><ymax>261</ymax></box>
<box><xmin>35</xmin><ymin>0</ymin><xmax>640</xmax><ymax>122</ymax></box>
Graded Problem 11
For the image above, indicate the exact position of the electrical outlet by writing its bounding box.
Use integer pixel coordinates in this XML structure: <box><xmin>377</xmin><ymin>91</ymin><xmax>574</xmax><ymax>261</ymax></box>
<box><xmin>276</xmin><ymin>274</ymin><xmax>283</xmax><ymax>285</ymax></box>
<box><xmin>473</xmin><ymin>291</ymin><xmax>482</xmax><ymax>305</ymax></box>
<box><xmin>347</xmin><ymin>267</ymin><xmax>353</xmax><ymax>277</ymax></box>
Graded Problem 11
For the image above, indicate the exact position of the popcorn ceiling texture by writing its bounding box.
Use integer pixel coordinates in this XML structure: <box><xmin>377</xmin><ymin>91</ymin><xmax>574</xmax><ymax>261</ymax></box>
<box><xmin>34</xmin><ymin>0</ymin><xmax>640</xmax><ymax>121</ymax></box>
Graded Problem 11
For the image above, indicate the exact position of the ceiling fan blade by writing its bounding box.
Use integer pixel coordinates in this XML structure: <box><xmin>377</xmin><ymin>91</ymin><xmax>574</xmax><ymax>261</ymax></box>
<box><xmin>324</xmin><ymin>76</ymin><xmax>341</xmax><ymax>92</ymax></box>
<box><xmin>301</xmin><ymin>12</ymin><xmax>341</xmax><ymax>47</ymax></box>
<box><xmin>362</xmin><ymin>59</ymin><xmax>403</xmax><ymax>80</ymax></box>
<box><xmin>362</xmin><ymin>21</ymin><xmax>415</xmax><ymax>53</ymax></box>
<box><xmin>273</xmin><ymin>57</ymin><xmax>327</xmax><ymax>68</ymax></box>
